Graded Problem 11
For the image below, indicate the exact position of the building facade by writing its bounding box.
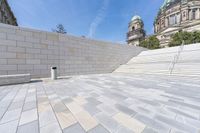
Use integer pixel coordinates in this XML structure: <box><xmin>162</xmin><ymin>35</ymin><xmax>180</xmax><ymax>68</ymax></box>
<box><xmin>127</xmin><ymin>16</ymin><xmax>145</xmax><ymax>46</ymax></box>
<box><xmin>154</xmin><ymin>0</ymin><xmax>200</xmax><ymax>47</ymax></box>
<box><xmin>0</xmin><ymin>0</ymin><xmax>17</xmax><ymax>26</ymax></box>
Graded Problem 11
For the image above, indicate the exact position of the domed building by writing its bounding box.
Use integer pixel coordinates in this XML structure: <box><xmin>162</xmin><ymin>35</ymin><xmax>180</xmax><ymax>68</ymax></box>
<box><xmin>0</xmin><ymin>0</ymin><xmax>17</xmax><ymax>26</ymax></box>
<box><xmin>154</xmin><ymin>0</ymin><xmax>200</xmax><ymax>47</ymax></box>
<box><xmin>127</xmin><ymin>15</ymin><xmax>145</xmax><ymax>46</ymax></box>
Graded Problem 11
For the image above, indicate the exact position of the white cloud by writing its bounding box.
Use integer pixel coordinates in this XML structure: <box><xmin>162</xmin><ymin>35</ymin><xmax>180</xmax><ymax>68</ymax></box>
<box><xmin>88</xmin><ymin>0</ymin><xmax>109</xmax><ymax>38</ymax></box>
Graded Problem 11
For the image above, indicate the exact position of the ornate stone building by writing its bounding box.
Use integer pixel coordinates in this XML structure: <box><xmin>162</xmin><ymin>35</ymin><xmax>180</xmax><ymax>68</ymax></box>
<box><xmin>0</xmin><ymin>0</ymin><xmax>17</xmax><ymax>26</ymax></box>
<box><xmin>127</xmin><ymin>15</ymin><xmax>145</xmax><ymax>46</ymax></box>
<box><xmin>154</xmin><ymin>0</ymin><xmax>200</xmax><ymax>47</ymax></box>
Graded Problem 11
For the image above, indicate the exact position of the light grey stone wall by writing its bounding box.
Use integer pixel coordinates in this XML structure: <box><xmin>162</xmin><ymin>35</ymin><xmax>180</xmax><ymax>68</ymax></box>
<box><xmin>0</xmin><ymin>24</ymin><xmax>145</xmax><ymax>78</ymax></box>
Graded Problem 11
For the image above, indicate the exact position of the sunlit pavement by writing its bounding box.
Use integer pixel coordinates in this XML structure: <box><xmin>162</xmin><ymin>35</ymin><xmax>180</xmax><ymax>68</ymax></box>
<box><xmin>0</xmin><ymin>73</ymin><xmax>200</xmax><ymax>133</ymax></box>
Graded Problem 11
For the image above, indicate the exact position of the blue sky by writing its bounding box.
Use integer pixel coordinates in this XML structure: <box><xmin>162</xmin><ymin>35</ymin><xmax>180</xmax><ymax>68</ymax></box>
<box><xmin>8</xmin><ymin>0</ymin><xmax>163</xmax><ymax>43</ymax></box>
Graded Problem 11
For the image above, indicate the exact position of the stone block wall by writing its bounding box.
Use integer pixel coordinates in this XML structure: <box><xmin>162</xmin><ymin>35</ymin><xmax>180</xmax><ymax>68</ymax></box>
<box><xmin>0</xmin><ymin>24</ymin><xmax>144</xmax><ymax>78</ymax></box>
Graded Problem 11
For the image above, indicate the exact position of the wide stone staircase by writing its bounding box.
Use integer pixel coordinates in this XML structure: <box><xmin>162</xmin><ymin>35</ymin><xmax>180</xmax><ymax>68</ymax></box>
<box><xmin>114</xmin><ymin>43</ymin><xmax>200</xmax><ymax>76</ymax></box>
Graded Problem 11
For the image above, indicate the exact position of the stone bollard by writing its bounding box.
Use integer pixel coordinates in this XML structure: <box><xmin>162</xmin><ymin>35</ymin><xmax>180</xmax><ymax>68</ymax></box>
<box><xmin>51</xmin><ymin>67</ymin><xmax>57</xmax><ymax>80</ymax></box>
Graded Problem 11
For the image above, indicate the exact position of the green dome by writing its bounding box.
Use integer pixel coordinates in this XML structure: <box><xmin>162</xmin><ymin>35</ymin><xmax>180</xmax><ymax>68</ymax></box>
<box><xmin>161</xmin><ymin>0</ymin><xmax>174</xmax><ymax>9</ymax></box>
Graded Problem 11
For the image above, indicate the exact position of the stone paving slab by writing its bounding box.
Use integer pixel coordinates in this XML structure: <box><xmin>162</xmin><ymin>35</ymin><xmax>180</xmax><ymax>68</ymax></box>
<box><xmin>0</xmin><ymin>73</ymin><xmax>200</xmax><ymax>133</ymax></box>
<box><xmin>17</xmin><ymin>120</ymin><xmax>39</xmax><ymax>133</ymax></box>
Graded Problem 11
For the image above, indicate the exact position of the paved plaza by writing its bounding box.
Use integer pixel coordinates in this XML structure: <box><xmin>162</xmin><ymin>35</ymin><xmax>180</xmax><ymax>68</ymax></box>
<box><xmin>0</xmin><ymin>73</ymin><xmax>200</xmax><ymax>133</ymax></box>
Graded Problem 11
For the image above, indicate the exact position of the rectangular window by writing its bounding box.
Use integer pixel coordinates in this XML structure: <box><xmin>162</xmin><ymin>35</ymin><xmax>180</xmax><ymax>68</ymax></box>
<box><xmin>169</xmin><ymin>15</ymin><xmax>176</xmax><ymax>25</ymax></box>
<box><xmin>192</xmin><ymin>9</ymin><xmax>196</xmax><ymax>20</ymax></box>
<box><xmin>169</xmin><ymin>16</ymin><xmax>173</xmax><ymax>25</ymax></box>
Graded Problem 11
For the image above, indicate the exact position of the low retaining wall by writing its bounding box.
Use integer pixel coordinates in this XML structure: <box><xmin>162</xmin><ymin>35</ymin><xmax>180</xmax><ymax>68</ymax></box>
<box><xmin>0</xmin><ymin>74</ymin><xmax>30</xmax><ymax>86</ymax></box>
<box><xmin>0</xmin><ymin>24</ymin><xmax>145</xmax><ymax>78</ymax></box>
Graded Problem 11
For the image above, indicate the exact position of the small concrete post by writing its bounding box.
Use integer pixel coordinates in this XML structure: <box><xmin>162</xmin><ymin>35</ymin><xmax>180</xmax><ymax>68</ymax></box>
<box><xmin>51</xmin><ymin>67</ymin><xmax>57</xmax><ymax>80</ymax></box>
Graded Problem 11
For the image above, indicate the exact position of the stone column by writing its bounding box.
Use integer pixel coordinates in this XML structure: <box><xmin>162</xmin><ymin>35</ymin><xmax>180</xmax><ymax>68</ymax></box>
<box><xmin>197</xmin><ymin>8</ymin><xmax>200</xmax><ymax>19</ymax></box>
<box><xmin>165</xmin><ymin>17</ymin><xmax>168</xmax><ymax>27</ymax></box>
<box><xmin>185</xmin><ymin>10</ymin><xmax>189</xmax><ymax>20</ymax></box>
<box><xmin>189</xmin><ymin>10</ymin><xmax>191</xmax><ymax>20</ymax></box>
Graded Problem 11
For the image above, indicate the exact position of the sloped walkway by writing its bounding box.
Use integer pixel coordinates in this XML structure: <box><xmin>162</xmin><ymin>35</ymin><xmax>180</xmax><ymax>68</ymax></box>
<box><xmin>0</xmin><ymin>73</ymin><xmax>200</xmax><ymax>133</ymax></box>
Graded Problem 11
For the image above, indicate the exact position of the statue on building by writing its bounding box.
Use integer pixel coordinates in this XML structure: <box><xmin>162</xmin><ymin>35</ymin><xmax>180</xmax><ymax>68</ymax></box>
<box><xmin>127</xmin><ymin>15</ymin><xmax>145</xmax><ymax>46</ymax></box>
<box><xmin>0</xmin><ymin>0</ymin><xmax>17</xmax><ymax>26</ymax></box>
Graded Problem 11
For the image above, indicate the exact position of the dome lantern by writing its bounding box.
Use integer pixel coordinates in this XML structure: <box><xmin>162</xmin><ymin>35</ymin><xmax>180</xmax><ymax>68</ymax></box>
<box><xmin>131</xmin><ymin>15</ymin><xmax>141</xmax><ymax>21</ymax></box>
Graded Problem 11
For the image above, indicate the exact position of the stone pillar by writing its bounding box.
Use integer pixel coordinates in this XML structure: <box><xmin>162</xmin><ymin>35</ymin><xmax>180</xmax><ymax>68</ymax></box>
<box><xmin>189</xmin><ymin>9</ymin><xmax>192</xmax><ymax>20</ymax></box>
<box><xmin>175</xmin><ymin>14</ymin><xmax>177</xmax><ymax>24</ymax></box>
<box><xmin>185</xmin><ymin>10</ymin><xmax>189</xmax><ymax>20</ymax></box>
<box><xmin>197</xmin><ymin>8</ymin><xmax>200</xmax><ymax>19</ymax></box>
<box><xmin>177</xmin><ymin>13</ymin><xmax>181</xmax><ymax>24</ymax></box>
<box><xmin>165</xmin><ymin>17</ymin><xmax>168</xmax><ymax>27</ymax></box>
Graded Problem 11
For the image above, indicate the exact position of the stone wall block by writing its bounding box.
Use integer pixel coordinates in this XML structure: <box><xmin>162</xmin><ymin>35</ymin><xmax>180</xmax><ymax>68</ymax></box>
<box><xmin>32</xmin><ymin>32</ymin><xmax>47</xmax><ymax>39</ymax></box>
<box><xmin>0</xmin><ymin>46</ymin><xmax>7</xmax><ymax>52</ymax></box>
<box><xmin>18</xmin><ymin>65</ymin><xmax>34</xmax><ymax>70</ymax></box>
<box><xmin>0</xmin><ymin>32</ymin><xmax>6</xmax><ymax>39</ymax></box>
<box><xmin>0</xmin><ymin>52</ymin><xmax>16</xmax><ymax>59</ymax></box>
<box><xmin>26</xmin><ymin>48</ymin><xmax>41</xmax><ymax>54</ymax></box>
<box><xmin>7</xmin><ymin>46</ymin><xmax>25</xmax><ymax>53</ymax></box>
<box><xmin>26</xmin><ymin>59</ymin><xmax>41</xmax><ymax>65</ymax></box>
<box><xmin>17</xmin><ymin>41</ymin><xmax>33</xmax><ymax>48</ymax></box>
<box><xmin>0</xmin><ymin>59</ymin><xmax>7</xmax><ymax>65</ymax></box>
<box><xmin>16</xmin><ymin>30</ymin><xmax>33</xmax><ymax>37</ymax></box>
<box><xmin>7</xmin><ymin>59</ymin><xmax>26</xmax><ymax>65</ymax></box>
<box><xmin>0</xmin><ymin>26</ymin><xmax>16</xmax><ymax>34</ymax></box>
<box><xmin>25</xmin><ymin>37</ymin><xmax>40</xmax><ymax>43</ymax></box>
<box><xmin>0</xmin><ymin>39</ymin><xmax>16</xmax><ymax>47</ymax></box>
<box><xmin>33</xmin><ymin>65</ymin><xmax>47</xmax><ymax>70</ymax></box>
<box><xmin>47</xmin><ymin>33</ymin><xmax>59</xmax><ymax>41</ymax></box>
<box><xmin>7</xmin><ymin>34</ymin><xmax>25</xmax><ymax>41</ymax></box>
<box><xmin>0</xmin><ymin>65</ymin><xmax>17</xmax><ymax>71</ymax></box>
